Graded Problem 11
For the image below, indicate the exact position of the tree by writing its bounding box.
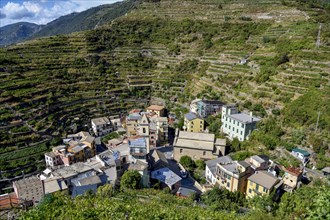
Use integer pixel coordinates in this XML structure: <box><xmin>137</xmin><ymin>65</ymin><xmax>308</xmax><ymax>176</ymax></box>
<box><xmin>308</xmin><ymin>185</ymin><xmax>330</xmax><ymax>219</ymax></box>
<box><xmin>180</xmin><ymin>155</ymin><xmax>195</xmax><ymax>171</ymax></box>
<box><xmin>97</xmin><ymin>184</ymin><xmax>114</xmax><ymax>198</ymax></box>
<box><xmin>120</xmin><ymin>170</ymin><xmax>141</xmax><ymax>190</ymax></box>
<box><xmin>231</xmin><ymin>137</ymin><xmax>241</xmax><ymax>152</ymax></box>
<box><xmin>249</xmin><ymin>193</ymin><xmax>277</xmax><ymax>214</ymax></box>
<box><xmin>201</xmin><ymin>187</ymin><xmax>246</xmax><ymax>212</ymax></box>
<box><xmin>195</xmin><ymin>160</ymin><xmax>205</xmax><ymax>170</ymax></box>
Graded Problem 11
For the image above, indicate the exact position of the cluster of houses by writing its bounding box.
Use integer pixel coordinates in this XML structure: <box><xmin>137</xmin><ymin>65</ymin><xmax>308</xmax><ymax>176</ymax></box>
<box><xmin>1</xmin><ymin>100</ymin><xmax>324</xmax><ymax>209</ymax></box>
<box><xmin>186</xmin><ymin>99</ymin><xmax>260</xmax><ymax>141</ymax></box>
<box><xmin>205</xmin><ymin>154</ymin><xmax>304</xmax><ymax>198</ymax></box>
<box><xmin>2</xmin><ymin>105</ymin><xmax>175</xmax><ymax>207</ymax></box>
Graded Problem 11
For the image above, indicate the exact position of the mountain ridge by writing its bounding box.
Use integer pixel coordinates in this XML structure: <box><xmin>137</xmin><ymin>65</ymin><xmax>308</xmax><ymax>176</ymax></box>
<box><xmin>0</xmin><ymin>22</ymin><xmax>43</xmax><ymax>47</ymax></box>
<box><xmin>0</xmin><ymin>0</ymin><xmax>139</xmax><ymax>47</ymax></box>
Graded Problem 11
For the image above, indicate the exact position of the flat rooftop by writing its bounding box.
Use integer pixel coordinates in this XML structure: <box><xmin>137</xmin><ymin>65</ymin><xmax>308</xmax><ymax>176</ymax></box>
<box><xmin>91</xmin><ymin>117</ymin><xmax>110</xmax><ymax>126</ymax></box>
<box><xmin>228</xmin><ymin>113</ymin><xmax>261</xmax><ymax>124</ymax></box>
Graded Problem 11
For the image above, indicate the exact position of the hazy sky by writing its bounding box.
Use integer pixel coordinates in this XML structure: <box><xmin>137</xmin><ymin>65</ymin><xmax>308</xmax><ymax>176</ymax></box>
<box><xmin>0</xmin><ymin>0</ymin><xmax>123</xmax><ymax>27</ymax></box>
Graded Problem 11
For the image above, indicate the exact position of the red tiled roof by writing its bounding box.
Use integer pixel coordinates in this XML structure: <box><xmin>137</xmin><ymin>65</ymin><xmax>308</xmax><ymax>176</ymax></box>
<box><xmin>285</xmin><ymin>167</ymin><xmax>302</xmax><ymax>176</ymax></box>
<box><xmin>0</xmin><ymin>193</ymin><xmax>19</xmax><ymax>209</ymax></box>
<box><xmin>129</xmin><ymin>109</ymin><xmax>142</xmax><ymax>114</ymax></box>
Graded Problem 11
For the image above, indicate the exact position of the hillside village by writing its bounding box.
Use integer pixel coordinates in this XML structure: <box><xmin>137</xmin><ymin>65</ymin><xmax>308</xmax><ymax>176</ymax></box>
<box><xmin>1</xmin><ymin>100</ymin><xmax>328</xmax><ymax>213</ymax></box>
<box><xmin>0</xmin><ymin>0</ymin><xmax>330</xmax><ymax>218</ymax></box>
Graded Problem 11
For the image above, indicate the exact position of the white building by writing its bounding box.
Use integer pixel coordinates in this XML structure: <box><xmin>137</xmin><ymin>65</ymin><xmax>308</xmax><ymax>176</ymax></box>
<box><xmin>205</xmin><ymin>156</ymin><xmax>233</xmax><ymax>185</ymax></box>
<box><xmin>291</xmin><ymin>148</ymin><xmax>310</xmax><ymax>163</ymax></box>
<box><xmin>44</xmin><ymin>151</ymin><xmax>62</xmax><ymax>168</ymax></box>
<box><xmin>221</xmin><ymin>105</ymin><xmax>261</xmax><ymax>141</ymax></box>
<box><xmin>91</xmin><ymin>117</ymin><xmax>120</xmax><ymax>136</ymax></box>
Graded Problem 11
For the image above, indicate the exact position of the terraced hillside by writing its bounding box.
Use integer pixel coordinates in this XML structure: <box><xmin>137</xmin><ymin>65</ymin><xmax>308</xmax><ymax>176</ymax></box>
<box><xmin>0</xmin><ymin>32</ymin><xmax>151</xmax><ymax>185</ymax></box>
<box><xmin>1</xmin><ymin>0</ymin><xmax>330</xmax><ymax>190</ymax></box>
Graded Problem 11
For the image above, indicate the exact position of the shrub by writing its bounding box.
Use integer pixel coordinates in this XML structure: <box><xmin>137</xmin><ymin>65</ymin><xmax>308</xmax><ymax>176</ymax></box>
<box><xmin>120</xmin><ymin>170</ymin><xmax>142</xmax><ymax>190</ymax></box>
<box><xmin>180</xmin><ymin>155</ymin><xmax>195</xmax><ymax>171</ymax></box>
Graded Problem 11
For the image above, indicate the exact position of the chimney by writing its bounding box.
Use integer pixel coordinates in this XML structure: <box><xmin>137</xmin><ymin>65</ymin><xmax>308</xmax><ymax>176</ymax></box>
<box><xmin>250</xmin><ymin>112</ymin><xmax>253</xmax><ymax>122</ymax></box>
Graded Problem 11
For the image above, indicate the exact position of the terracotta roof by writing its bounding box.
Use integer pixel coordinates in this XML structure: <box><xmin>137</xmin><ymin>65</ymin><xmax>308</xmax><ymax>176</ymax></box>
<box><xmin>0</xmin><ymin>193</ymin><xmax>19</xmax><ymax>209</ymax></box>
<box><xmin>147</xmin><ymin>105</ymin><xmax>165</xmax><ymax>111</ymax></box>
<box><xmin>284</xmin><ymin>167</ymin><xmax>302</xmax><ymax>176</ymax></box>
<box><xmin>129</xmin><ymin>109</ymin><xmax>141</xmax><ymax>114</ymax></box>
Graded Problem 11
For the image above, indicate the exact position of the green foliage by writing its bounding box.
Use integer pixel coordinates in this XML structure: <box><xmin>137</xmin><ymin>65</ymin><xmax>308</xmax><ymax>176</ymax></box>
<box><xmin>120</xmin><ymin>170</ymin><xmax>142</xmax><ymax>190</ymax></box>
<box><xmin>231</xmin><ymin>151</ymin><xmax>253</xmax><ymax>161</ymax></box>
<box><xmin>21</xmin><ymin>189</ymin><xmax>240</xmax><ymax>219</ymax></box>
<box><xmin>101</xmin><ymin>132</ymin><xmax>120</xmax><ymax>143</ymax></box>
<box><xmin>263</xmin><ymin>36</ymin><xmax>277</xmax><ymax>44</ymax></box>
<box><xmin>277</xmin><ymin>155</ymin><xmax>301</xmax><ymax>168</ymax></box>
<box><xmin>231</xmin><ymin>137</ymin><xmax>241</xmax><ymax>152</ymax></box>
<box><xmin>308</xmin><ymin>186</ymin><xmax>330</xmax><ymax>219</ymax></box>
<box><xmin>179</xmin><ymin>155</ymin><xmax>195</xmax><ymax>171</ymax></box>
<box><xmin>195</xmin><ymin>159</ymin><xmax>206</xmax><ymax>170</ymax></box>
<box><xmin>176</xmin><ymin>59</ymin><xmax>199</xmax><ymax>73</ymax></box>
<box><xmin>276</xmin><ymin>184</ymin><xmax>330</xmax><ymax>219</ymax></box>
<box><xmin>202</xmin><ymin>187</ymin><xmax>246</xmax><ymax>212</ymax></box>
<box><xmin>249</xmin><ymin>193</ymin><xmax>278</xmax><ymax>214</ymax></box>
<box><xmin>250</xmin><ymin>117</ymin><xmax>284</xmax><ymax>150</ymax></box>
<box><xmin>206</xmin><ymin>115</ymin><xmax>222</xmax><ymax>135</ymax></box>
<box><xmin>283</xmin><ymin>87</ymin><xmax>330</xmax><ymax>131</ymax></box>
<box><xmin>239</xmin><ymin>16</ymin><xmax>252</xmax><ymax>21</ymax></box>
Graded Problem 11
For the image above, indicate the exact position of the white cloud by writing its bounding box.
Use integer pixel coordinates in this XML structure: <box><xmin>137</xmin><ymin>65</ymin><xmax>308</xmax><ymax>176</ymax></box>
<box><xmin>0</xmin><ymin>0</ymin><xmax>123</xmax><ymax>27</ymax></box>
<box><xmin>2</xmin><ymin>2</ymin><xmax>41</xmax><ymax>19</ymax></box>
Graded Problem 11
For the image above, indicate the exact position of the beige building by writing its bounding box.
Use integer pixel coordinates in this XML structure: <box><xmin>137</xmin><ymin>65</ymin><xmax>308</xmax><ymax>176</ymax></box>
<box><xmin>173</xmin><ymin>130</ymin><xmax>226</xmax><ymax>161</ymax></box>
<box><xmin>245</xmin><ymin>155</ymin><xmax>269</xmax><ymax>171</ymax></box>
<box><xmin>13</xmin><ymin>176</ymin><xmax>44</xmax><ymax>205</ymax></box>
<box><xmin>246</xmin><ymin>171</ymin><xmax>279</xmax><ymax>198</ymax></box>
<box><xmin>126</xmin><ymin>113</ymin><xmax>142</xmax><ymax>137</ymax></box>
<box><xmin>146</xmin><ymin>105</ymin><xmax>165</xmax><ymax>117</ymax></box>
<box><xmin>283</xmin><ymin>167</ymin><xmax>302</xmax><ymax>192</ymax></box>
<box><xmin>126</xmin><ymin>111</ymin><xmax>168</xmax><ymax>148</ymax></box>
<box><xmin>150</xmin><ymin>116</ymin><xmax>168</xmax><ymax>145</ymax></box>
<box><xmin>216</xmin><ymin>160</ymin><xmax>253</xmax><ymax>193</ymax></box>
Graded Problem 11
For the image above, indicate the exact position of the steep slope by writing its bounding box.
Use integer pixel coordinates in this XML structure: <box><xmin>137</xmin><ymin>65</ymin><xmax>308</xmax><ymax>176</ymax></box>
<box><xmin>0</xmin><ymin>22</ymin><xmax>42</xmax><ymax>47</ymax></box>
<box><xmin>31</xmin><ymin>0</ymin><xmax>139</xmax><ymax>38</ymax></box>
<box><xmin>0</xmin><ymin>0</ymin><xmax>330</xmax><ymax>187</ymax></box>
<box><xmin>0</xmin><ymin>0</ymin><xmax>139</xmax><ymax>47</ymax></box>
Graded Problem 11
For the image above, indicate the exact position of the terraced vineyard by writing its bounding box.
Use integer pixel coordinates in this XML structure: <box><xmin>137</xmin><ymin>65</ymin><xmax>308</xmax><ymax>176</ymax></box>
<box><xmin>1</xmin><ymin>0</ymin><xmax>330</xmax><ymax>190</ymax></box>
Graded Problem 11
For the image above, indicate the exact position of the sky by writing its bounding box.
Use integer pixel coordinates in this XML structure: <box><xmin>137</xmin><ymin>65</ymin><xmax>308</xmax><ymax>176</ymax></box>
<box><xmin>0</xmin><ymin>0</ymin><xmax>123</xmax><ymax>27</ymax></box>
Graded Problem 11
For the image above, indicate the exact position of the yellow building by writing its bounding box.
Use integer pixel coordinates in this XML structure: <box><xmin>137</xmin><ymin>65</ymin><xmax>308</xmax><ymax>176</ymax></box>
<box><xmin>216</xmin><ymin>160</ymin><xmax>252</xmax><ymax>193</ymax></box>
<box><xmin>126</xmin><ymin>113</ymin><xmax>142</xmax><ymax>137</ymax></box>
<box><xmin>184</xmin><ymin>112</ymin><xmax>204</xmax><ymax>133</ymax></box>
<box><xmin>246</xmin><ymin>171</ymin><xmax>279</xmax><ymax>198</ymax></box>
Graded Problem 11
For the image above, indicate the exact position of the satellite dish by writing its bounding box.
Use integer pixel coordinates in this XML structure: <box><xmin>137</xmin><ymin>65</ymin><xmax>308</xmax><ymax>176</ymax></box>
<box><xmin>182</xmin><ymin>125</ymin><xmax>186</xmax><ymax>131</ymax></box>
